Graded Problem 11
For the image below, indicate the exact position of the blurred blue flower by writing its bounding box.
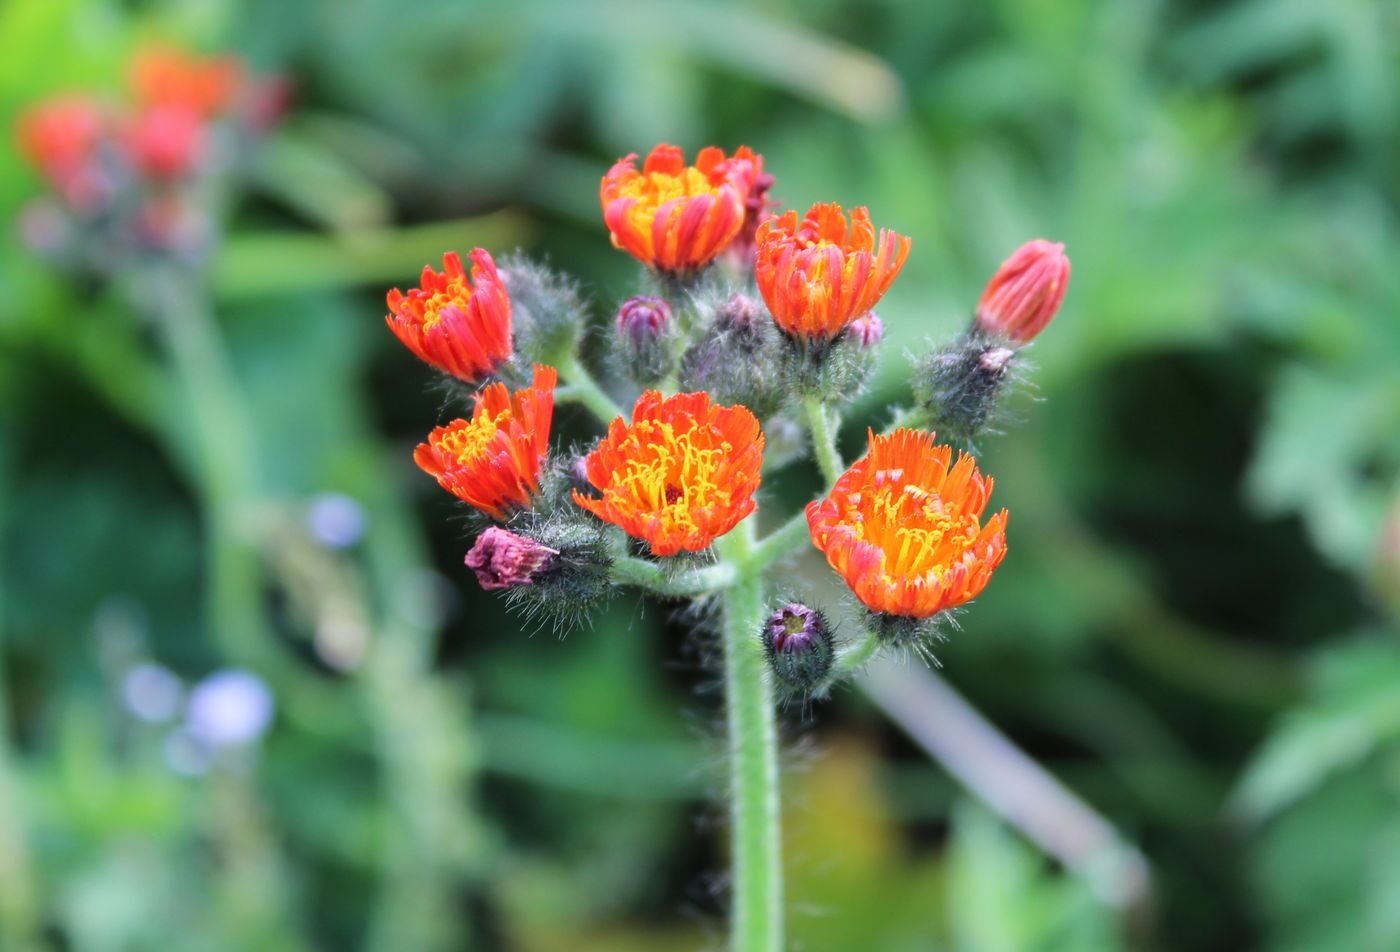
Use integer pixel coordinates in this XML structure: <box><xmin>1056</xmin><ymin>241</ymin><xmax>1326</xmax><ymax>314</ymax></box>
<box><xmin>185</xmin><ymin>669</ymin><xmax>275</xmax><ymax>748</ymax></box>
<box><xmin>307</xmin><ymin>492</ymin><xmax>366</xmax><ymax>548</ymax></box>
<box><xmin>120</xmin><ymin>662</ymin><xmax>183</xmax><ymax>723</ymax></box>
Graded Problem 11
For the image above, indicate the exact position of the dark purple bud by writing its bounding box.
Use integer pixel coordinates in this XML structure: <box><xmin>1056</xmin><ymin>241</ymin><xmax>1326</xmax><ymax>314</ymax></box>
<box><xmin>465</xmin><ymin>527</ymin><xmax>558</xmax><ymax>591</ymax></box>
<box><xmin>763</xmin><ymin>602</ymin><xmax>834</xmax><ymax>692</ymax></box>
<box><xmin>616</xmin><ymin>295</ymin><xmax>671</xmax><ymax>346</ymax></box>
<box><xmin>848</xmin><ymin>312</ymin><xmax>884</xmax><ymax>349</ymax></box>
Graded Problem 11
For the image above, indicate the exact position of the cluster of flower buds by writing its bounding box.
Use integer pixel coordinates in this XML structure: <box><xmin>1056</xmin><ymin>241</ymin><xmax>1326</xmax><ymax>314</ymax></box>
<box><xmin>386</xmin><ymin>140</ymin><xmax>1067</xmax><ymax>679</ymax></box>
<box><xmin>14</xmin><ymin>45</ymin><xmax>281</xmax><ymax>273</ymax></box>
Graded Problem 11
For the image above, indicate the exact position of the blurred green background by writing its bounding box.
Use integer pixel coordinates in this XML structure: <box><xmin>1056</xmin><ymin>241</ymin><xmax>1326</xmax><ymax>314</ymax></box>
<box><xmin>3</xmin><ymin>0</ymin><xmax>1399</xmax><ymax>950</ymax></box>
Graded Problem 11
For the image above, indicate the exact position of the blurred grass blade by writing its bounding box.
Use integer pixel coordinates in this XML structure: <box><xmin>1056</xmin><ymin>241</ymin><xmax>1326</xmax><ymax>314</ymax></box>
<box><xmin>253</xmin><ymin>126</ymin><xmax>397</xmax><ymax>234</ymax></box>
<box><xmin>212</xmin><ymin>212</ymin><xmax>531</xmax><ymax>299</ymax></box>
<box><xmin>519</xmin><ymin>0</ymin><xmax>904</xmax><ymax>122</ymax></box>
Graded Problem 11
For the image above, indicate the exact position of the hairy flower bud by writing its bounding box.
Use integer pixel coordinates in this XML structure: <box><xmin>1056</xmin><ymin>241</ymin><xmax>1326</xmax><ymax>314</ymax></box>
<box><xmin>465</xmin><ymin>527</ymin><xmax>558</xmax><ymax>590</ymax></box>
<box><xmin>617</xmin><ymin>295</ymin><xmax>670</xmax><ymax>344</ymax></box>
<box><xmin>718</xmin><ymin>292</ymin><xmax>763</xmax><ymax>336</ymax></box>
<box><xmin>912</xmin><ymin>333</ymin><xmax>1019</xmax><ymax>446</ymax></box>
<box><xmin>500</xmin><ymin>253</ymin><xmax>587</xmax><ymax>363</ymax></box>
<box><xmin>976</xmin><ymin>239</ymin><xmax>1070</xmax><ymax>345</ymax></box>
<box><xmin>613</xmin><ymin>295</ymin><xmax>676</xmax><ymax>386</ymax></box>
<box><xmin>763</xmin><ymin>603</ymin><xmax>834</xmax><ymax>692</ymax></box>
<box><xmin>848</xmin><ymin>312</ymin><xmax>883</xmax><ymax>349</ymax></box>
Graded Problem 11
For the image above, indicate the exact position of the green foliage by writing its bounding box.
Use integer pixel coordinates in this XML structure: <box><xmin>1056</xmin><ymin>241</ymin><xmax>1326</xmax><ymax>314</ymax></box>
<box><xmin>2</xmin><ymin>0</ymin><xmax>1398</xmax><ymax>948</ymax></box>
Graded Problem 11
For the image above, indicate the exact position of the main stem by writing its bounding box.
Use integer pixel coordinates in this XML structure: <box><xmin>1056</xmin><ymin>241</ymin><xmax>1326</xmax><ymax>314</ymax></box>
<box><xmin>718</xmin><ymin>523</ymin><xmax>782</xmax><ymax>952</ymax></box>
<box><xmin>803</xmin><ymin>394</ymin><xmax>843</xmax><ymax>487</ymax></box>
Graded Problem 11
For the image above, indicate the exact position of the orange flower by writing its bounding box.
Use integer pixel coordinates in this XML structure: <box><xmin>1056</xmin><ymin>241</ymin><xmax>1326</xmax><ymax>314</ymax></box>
<box><xmin>806</xmin><ymin>428</ymin><xmax>1007</xmax><ymax>618</ymax></box>
<box><xmin>572</xmin><ymin>391</ymin><xmax>764</xmax><ymax>556</ymax></box>
<box><xmin>755</xmin><ymin>202</ymin><xmax>910</xmax><ymax>340</ymax></box>
<box><xmin>123</xmin><ymin>105</ymin><xmax>206</xmax><ymax>178</ymax></box>
<box><xmin>600</xmin><ymin>144</ymin><xmax>750</xmax><ymax>272</ymax></box>
<box><xmin>16</xmin><ymin>96</ymin><xmax>106</xmax><ymax>185</ymax></box>
<box><xmin>414</xmin><ymin>364</ymin><xmax>557</xmax><ymax>520</ymax></box>
<box><xmin>386</xmin><ymin>249</ymin><xmax>513</xmax><ymax>384</ymax></box>
<box><xmin>129</xmin><ymin>46</ymin><xmax>245</xmax><ymax>118</ymax></box>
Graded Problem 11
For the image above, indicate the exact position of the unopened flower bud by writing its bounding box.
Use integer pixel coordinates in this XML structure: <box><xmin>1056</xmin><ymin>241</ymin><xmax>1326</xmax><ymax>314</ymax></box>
<box><xmin>912</xmin><ymin>335</ymin><xmax>1019</xmax><ymax>446</ymax></box>
<box><xmin>763</xmin><ymin>603</ymin><xmax>833</xmax><ymax>692</ymax></box>
<box><xmin>614</xmin><ymin>295</ymin><xmax>675</xmax><ymax>386</ymax></box>
<box><xmin>570</xmin><ymin>454</ymin><xmax>591</xmax><ymax>487</ymax></box>
<box><xmin>617</xmin><ymin>295</ymin><xmax>670</xmax><ymax>344</ymax></box>
<box><xmin>464</xmin><ymin>527</ymin><xmax>558</xmax><ymax>591</ymax></box>
<box><xmin>848</xmin><ymin>312</ymin><xmax>884</xmax><ymax>349</ymax></box>
<box><xmin>975</xmin><ymin>239</ymin><xmax>1070</xmax><ymax>345</ymax></box>
<box><xmin>718</xmin><ymin>292</ymin><xmax>763</xmax><ymax>335</ymax></box>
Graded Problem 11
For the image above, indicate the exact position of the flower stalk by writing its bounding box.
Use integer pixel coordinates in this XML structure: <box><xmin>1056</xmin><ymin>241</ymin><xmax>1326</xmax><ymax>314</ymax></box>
<box><xmin>717</xmin><ymin>522</ymin><xmax>782</xmax><ymax>952</ymax></box>
<box><xmin>556</xmin><ymin>350</ymin><xmax>627</xmax><ymax>424</ymax></box>
<box><xmin>803</xmin><ymin>394</ymin><xmax>844</xmax><ymax>487</ymax></box>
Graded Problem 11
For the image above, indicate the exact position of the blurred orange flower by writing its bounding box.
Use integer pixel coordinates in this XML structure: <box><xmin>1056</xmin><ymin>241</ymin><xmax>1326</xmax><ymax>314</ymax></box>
<box><xmin>15</xmin><ymin>96</ymin><xmax>106</xmax><ymax>185</ymax></box>
<box><xmin>123</xmin><ymin>105</ymin><xmax>206</xmax><ymax>178</ymax></box>
<box><xmin>386</xmin><ymin>249</ymin><xmax>513</xmax><ymax>384</ymax></box>
<box><xmin>129</xmin><ymin>46</ymin><xmax>245</xmax><ymax>118</ymax></box>
<box><xmin>755</xmin><ymin>202</ymin><xmax>910</xmax><ymax>340</ymax></box>
<box><xmin>806</xmin><ymin>428</ymin><xmax>1007</xmax><ymax>617</ymax></box>
<box><xmin>976</xmin><ymin>239</ymin><xmax>1071</xmax><ymax>344</ymax></box>
<box><xmin>600</xmin><ymin>144</ymin><xmax>754</xmax><ymax>272</ymax></box>
<box><xmin>573</xmin><ymin>391</ymin><xmax>764</xmax><ymax>556</ymax></box>
<box><xmin>414</xmin><ymin>364</ymin><xmax>557</xmax><ymax>520</ymax></box>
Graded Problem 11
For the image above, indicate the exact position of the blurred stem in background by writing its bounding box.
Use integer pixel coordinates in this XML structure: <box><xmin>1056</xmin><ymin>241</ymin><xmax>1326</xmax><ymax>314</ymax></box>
<box><xmin>142</xmin><ymin>265</ymin><xmax>482</xmax><ymax>952</ymax></box>
<box><xmin>861</xmin><ymin>661</ymin><xmax>1152</xmax><ymax>920</ymax></box>
<box><xmin>0</xmin><ymin>463</ymin><xmax>48</xmax><ymax>952</ymax></box>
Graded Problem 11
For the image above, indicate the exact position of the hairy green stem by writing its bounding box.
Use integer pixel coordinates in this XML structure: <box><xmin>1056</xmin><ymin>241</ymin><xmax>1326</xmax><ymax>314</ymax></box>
<box><xmin>833</xmin><ymin>628</ymin><xmax>881</xmax><ymax>677</ymax></box>
<box><xmin>557</xmin><ymin>352</ymin><xmax>627</xmax><ymax>423</ymax></box>
<box><xmin>803</xmin><ymin>395</ymin><xmax>843</xmax><ymax>487</ymax></box>
<box><xmin>718</xmin><ymin>523</ymin><xmax>782</xmax><ymax>952</ymax></box>
<box><xmin>611</xmin><ymin>554</ymin><xmax>737</xmax><ymax>597</ymax></box>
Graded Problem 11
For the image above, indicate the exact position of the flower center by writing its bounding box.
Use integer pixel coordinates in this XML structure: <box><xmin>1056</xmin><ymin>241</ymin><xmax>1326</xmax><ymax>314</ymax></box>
<box><xmin>851</xmin><ymin>475</ymin><xmax>982</xmax><ymax>580</ymax></box>
<box><xmin>607</xmin><ymin>418</ymin><xmax>731</xmax><ymax>532</ymax></box>
<box><xmin>438</xmin><ymin>409</ymin><xmax>509</xmax><ymax>464</ymax></box>
<box><xmin>417</xmin><ymin>278</ymin><xmax>473</xmax><ymax>330</ymax></box>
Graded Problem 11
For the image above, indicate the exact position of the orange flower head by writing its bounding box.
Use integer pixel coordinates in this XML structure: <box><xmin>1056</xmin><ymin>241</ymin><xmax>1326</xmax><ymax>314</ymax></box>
<box><xmin>976</xmin><ymin>239</ymin><xmax>1070</xmax><ymax>344</ymax></box>
<box><xmin>572</xmin><ymin>391</ymin><xmax>764</xmax><ymax>556</ymax></box>
<box><xmin>386</xmin><ymin>249</ymin><xmax>513</xmax><ymax>384</ymax></box>
<box><xmin>129</xmin><ymin>45</ymin><xmax>245</xmax><ymax>118</ymax></box>
<box><xmin>16</xmin><ymin>96</ymin><xmax>107</xmax><ymax>185</ymax></box>
<box><xmin>413</xmin><ymin>364</ymin><xmax>557</xmax><ymax>520</ymax></box>
<box><xmin>600</xmin><ymin>144</ymin><xmax>749</xmax><ymax>272</ymax></box>
<box><xmin>123</xmin><ymin>105</ymin><xmax>207</xmax><ymax>178</ymax></box>
<box><xmin>755</xmin><ymin>202</ymin><xmax>910</xmax><ymax>340</ymax></box>
<box><xmin>806</xmin><ymin>428</ymin><xmax>1007</xmax><ymax>618</ymax></box>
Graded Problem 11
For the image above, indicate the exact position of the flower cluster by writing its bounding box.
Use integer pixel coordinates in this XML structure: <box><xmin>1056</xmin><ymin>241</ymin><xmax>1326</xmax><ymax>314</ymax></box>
<box><xmin>387</xmin><ymin>139</ymin><xmax>1068</xmax><ymax>670</ymax></box>
<box><xmin>15</xmin><ymin>45</ymin><xmax>278</xmax><ymax>266</ymax></box>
